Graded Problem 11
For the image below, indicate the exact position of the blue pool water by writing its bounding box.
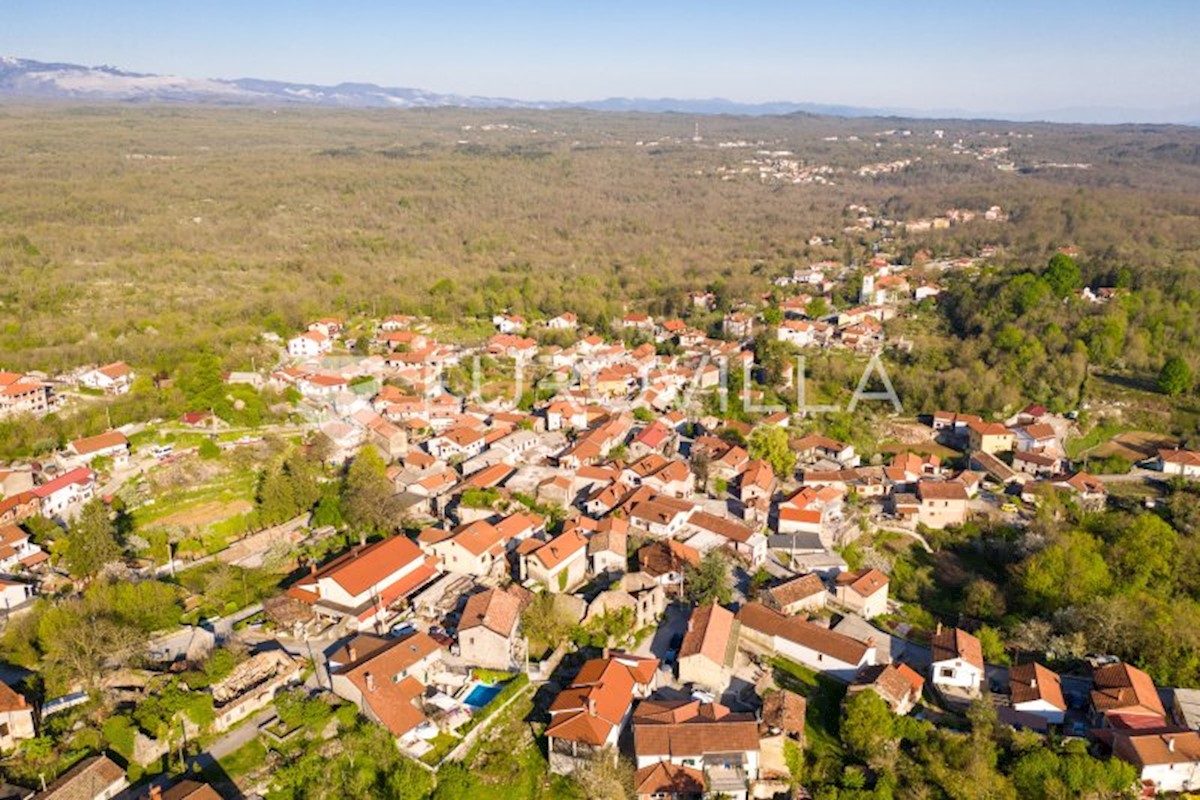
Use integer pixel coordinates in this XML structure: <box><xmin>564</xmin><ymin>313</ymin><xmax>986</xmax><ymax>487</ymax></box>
<box><xmin>463</xmin><ymin>682</ymin><xmax>503</xmax><ymax>708</ymax></box>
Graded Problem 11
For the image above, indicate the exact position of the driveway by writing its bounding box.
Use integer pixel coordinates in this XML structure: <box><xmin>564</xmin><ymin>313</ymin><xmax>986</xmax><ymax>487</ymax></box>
<box><xmin>637</xmin><ymin>602</ymin><xmax>690</xmax><ymax>665</ymax></box>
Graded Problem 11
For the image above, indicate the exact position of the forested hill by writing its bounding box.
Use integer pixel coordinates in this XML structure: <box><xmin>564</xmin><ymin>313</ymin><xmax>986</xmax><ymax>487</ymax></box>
<box><xmin>0</xmin><ymin>106</ymin><xmax>1198</xmax><ymax>421</ymax></box>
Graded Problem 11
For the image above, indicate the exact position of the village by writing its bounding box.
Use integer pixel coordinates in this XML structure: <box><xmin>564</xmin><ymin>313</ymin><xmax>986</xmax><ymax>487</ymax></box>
<box><xmin>1</xmin><ymin>247</ymin><xmax>1199</xmax><ymax>800</ymax></box>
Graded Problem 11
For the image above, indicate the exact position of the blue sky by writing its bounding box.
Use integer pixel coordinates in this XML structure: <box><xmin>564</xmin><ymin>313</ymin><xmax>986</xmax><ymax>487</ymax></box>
<box><xmin>3</xmin><ymin>1</ymin><xmax>1198</xmax><ymax>113</ymax></box>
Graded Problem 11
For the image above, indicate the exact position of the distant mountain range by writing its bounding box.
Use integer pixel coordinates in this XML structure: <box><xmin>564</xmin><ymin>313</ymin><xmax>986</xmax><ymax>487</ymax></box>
<box><xmin>2</xmin><ymin>56</ymin><xmax>1197</xmax><ymax>125</ymax></box>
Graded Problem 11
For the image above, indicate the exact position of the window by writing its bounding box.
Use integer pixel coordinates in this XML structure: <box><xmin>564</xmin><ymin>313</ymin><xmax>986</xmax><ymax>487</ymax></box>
<box><xmin>939</xmin><ymin>667</ymin><xmax>954</xmax><ymax>679</ymax></box>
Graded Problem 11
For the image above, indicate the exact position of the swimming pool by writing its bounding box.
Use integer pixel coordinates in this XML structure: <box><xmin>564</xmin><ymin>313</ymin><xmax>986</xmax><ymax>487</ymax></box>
<box><xmin>463</xmin><ymin>681</ymin><xmax>504</xmax><ymax>708</ymax></box>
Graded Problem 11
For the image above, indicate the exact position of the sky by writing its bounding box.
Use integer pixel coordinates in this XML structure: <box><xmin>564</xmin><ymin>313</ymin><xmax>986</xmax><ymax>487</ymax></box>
<box><xmin>2</xmin><ymin>1</ymin><xmax>1198</xmax><ymax>116</ymax></box>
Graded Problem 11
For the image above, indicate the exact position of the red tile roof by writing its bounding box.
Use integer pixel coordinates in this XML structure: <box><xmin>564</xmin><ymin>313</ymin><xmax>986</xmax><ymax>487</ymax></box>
<box><xmin>930</xmin><ymin>626</ymin><xmax>984</xmax><ymax>671</ymax></box>
<box><xmin>679</xmin><ymin>603</ymin><xmax>736</xmax><ymax>666</ymax></box>
<box><xmin>737</xmin><ymin>602</ymin><xmax>870</xmax><ymax>665</ymax></box>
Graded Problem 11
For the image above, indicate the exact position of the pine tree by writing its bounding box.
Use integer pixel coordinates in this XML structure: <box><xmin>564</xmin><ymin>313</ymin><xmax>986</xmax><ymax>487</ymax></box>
<box><xmin>63</xmin><ymin>498</ymin><xmax>122</xmax><ymax>579</ymax></box>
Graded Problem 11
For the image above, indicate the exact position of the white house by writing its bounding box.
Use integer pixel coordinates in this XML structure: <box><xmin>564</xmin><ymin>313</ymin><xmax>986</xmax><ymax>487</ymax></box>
<box><xmin>32</xmin><ymin>467</ymin><xmax>96</xmax><ymax>520</ymax></box>
<box><xmin>930</xmin><ymin>625</ymin><xmax>984</xmax><ymax>698</ymax></box>
<box><xmin>1008</xmin><ymin>662</ymin><xmax>1066</xmax><ymax>725</ymax></box>
<box><xmin>0</xmin><ymin>525</ymin><xmax>45</xmax><ymax>573</ymax></box>
<box><xmin>67</xmin><ymin>431</ymin><xmax>130</xmax><ymax>466</ymax></box>
<box><xmin>1156</xmin><ymin>449</ymin><xmax>1200</xmax><ymax>479</ymax></box>
<box><xmin>0</xmin><ymin>576</ymin><xmax>35</xmax><ymax>613</ymax></box>
<box><xmin>547</xmin><ymin>312</ymin><xmax>578</xmax><ymax>330</ymax></box>
<box><xmin>287</xmin><ymin>330</ymin><xmax>332</xmax><ymax>359</ymax></box>
<box><xmin>425</xmin><ymin>426</ymin><xmax>486</xmax><ymax>461</ymax></box>
<box><xmin>1111</xmin><ymin>729</ymin><xmax>1200</xmax><ymax>794</ymax></box>
<box><xmin>736</xmin><ymin>601</ymin><xmax>875</xmax><ymax>682</ymax></box>
<box><xmin>79</xmin><ymin>362</ymin><xmax>134</xmax><ymax>394</ymax></box>
<box><xmin>631</xmin><ymin>699</ymin><xmax>760</xmax><ymax>798</ymax></box>
<box><xmin>287</xmin><ymin>535</ymin><xmax>441</xmax><ymax>631</ymax></box>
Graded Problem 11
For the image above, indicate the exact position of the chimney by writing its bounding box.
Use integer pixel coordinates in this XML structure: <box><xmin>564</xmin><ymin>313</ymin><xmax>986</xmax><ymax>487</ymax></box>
<box><xmin>348</xmin><ymin>645</ymin><xmax>358</xmax><ymax>663</ymax></box>
<box><xmin>587</xmin><ymin>697</ymin><xmax>597</xmax><ymax>716</ymax></box>
<box><xmin>1168</xmin><ymin>737</ymin><xmax>1176</xmax><ymax>753</ymax></box>
<box><xmin>309</xmin><ymin>562</ymin><xmax>318</xmax><ymax>575</ymax></box>
<box><xmin>365</xmin><ymin>672</ymin><xmax>375</xmax><ymax>693</ymax></box>
<box><xmin>149</xmin><ymin>786</ymin><xmax>163</xmax><ymax>800</ymax></box>
<box><xmin>602</xmin><ymin>647</ymin><xmax>610</xmax><ymax>660</ymax></box>
<box><xmin>935</xmin><ymin>622</ymin><xmax>943</xmax><ymax>635</ymax></box>
<box><xmin>1030</xmin><ymin>678</ymin><xmax>1037</xmax><ymax>688</ymax></box>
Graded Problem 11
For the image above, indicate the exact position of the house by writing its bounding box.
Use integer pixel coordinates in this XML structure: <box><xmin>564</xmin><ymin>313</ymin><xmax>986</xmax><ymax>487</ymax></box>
<box><xmin>930</xmin><ymin>625</ymin><xmax>984</xmax><ymax>699</ymax></box>
<box><xmin>458</xmin><ymin>586</ymin><xmax>528</xmax><ymax>671</ymax></box>
<box><xmin>0</xmin><ymin>524</ymin><xmax>46</xmax><ymax>573</ymax></box>
<box><xmin>722</xmin><ymin>312</ymin><xmax>754</xmax><ymax>338</ymax></box>
<box><xmin>1155</xmin><ymin>448</ymin><xmax>1200</xmax><ymax>479</ymax></box>
<box><xmin>79</xmin><ymin>362</ymin><xmax>133</xmax><ymax>394</ymax></box>
<box><xmin>1013</xmin><ymin>449</ymin><xmax>1061</xmax><ymax>478</ymax></box>
<box><xmin>585</xmin><ymin>572</ymin><xmax>666</xmax><ymax>632</ymax></box>
<box><xmin>210</xmin><ymin>649</ymin><xmax>304</xmax><ymax>732</ymax></box>
<box><xmin>487</xmin><ymin>334</ymin><xmax>538</xmax><ymax>362</ymax></box>
<box><xmin>329</xmin><ymin>631</ymin><xmax>444</xmax><ymax>742</ymax></box>
<box><xmin>587</xmin><ymin>519</ymin><xmax>629</xmax><ymax>577</ymax></box>
<box><xmin>0</xmin><ymin>577</ymin><xmax>35</xmax><ymax>613</ymax></box>
<box><xmin>32</xmin><ymin>467</ymin><xmax>96</xmax><ymax>520</ymax></box>
<box><xmin>523</xmin><ymin>529</ymin><xmax>589</xmax><ymax>592</ymax></box>
<box><xmin>736</xmin><ymin>602</ymin><xmax>875</xmax><ymax>682</ymax></box>
<box><xmin>677</xmin><ymin>604</ymin><xmax>739</xmax><ymax>694</ymax></box>
<box><xmin>67</xmin><ymin>431</ymin><xmax>130</xmax><ymax>465</ymax></box>
<box><xmin>152</xmin><ymin>780</ymin><xmax>224</xmax><ymax>800</ymax></box>
<box><xmin>38</xmin><ymin>754</ymin><xmax>128</xmax><ymax>800</ymax></box>
<box><xmin>775</xmin><ymin>485</ymin><xmax>843</xmax><ymax>547</ymax></box>
<box><xmin>628</xmin><ymin>495</ymin><xmax>697</xmax><ymax>537</ymax></box>
<box><xmin>736</xmin><ymin>460</ymin><xmax>777</xmax><ymax>506</ymax></box>
<box><xmin>764</xmin><ymin>573</ymin><xmax>827</xmax><ymax>615</ymax></box>
<box><xmin>1090</xmin><ymin>662</ymin><xmax>1167</xmax><ymax>728</ymax></box>
<box><xmin>632</xmin><ymin>699</ymin><xmax>760</xmax><ymax>799</ymax></box>
<box><xmin>967</xmin><ymin>420</ymin><xmax>1015</xmax><ymax>455</ymax></box>
<box><xmin>848</xmin><ymin>663</ymin><xmax>925</xmax><ymax>715</ymax></box>
<box><xmin>637</xmin><ymin>540</ymin><xmax>700</xmax><ymax>594</ymax></box>
<box><xmin>833</xmin><ymin>568</ymin><xmax>889</xmax><ymax>619</ymax></box>
<box><xmin>776</xmin><ymin>319</ymin><xmax>815</xmax><ymax>347</ymax></box>
<box><xmin>547</xmin><ymin>312</ymin><xmax>578</xmax><ymax>330</ymax></box>
<box><xmin>0</xmin><ymin>373</ymin><xmax>54</xmax><ymax>419</ymax></box>
<box><xmin>492</xmin><ymin>314</ymin><xmax>526</xmax><ymax>334</ymax></box>
<box><xmin>1013</xmin><ymin>423</ymin><xmax>1060</xmax><ymax>456</ymax></box>
<box><xmin>633</xmin><ymin>761</ymin><xmax>706</xmax><ymax>800</ymax></box>
<box><xmin>1110</xmin><ymin>729</ymin><xmax>1200</xmax><ymax>794</ymax></box>
<box><xmin>1053</xmin><ymin>471</ymin><xmax>1108</xmax><ymax>510</ymax></box>
<box><xmin>682</xmin><ymin>512</ymin><xmax>766</xmax><ymax>566</ymax></box>
<box><xmin>620</xmin><ymin>314</ymin><xmax>655</xmax><ymax>333</ymax></box>
<box><xmin>0</xmin><ymin>680</ymin><xmax>35</xmax><ymax>751</ymax></box>
<box><xmin>546</xmin><ymin>654</ymin><xmax>659</xmax><ymax>774</ymax></box>
<box><xmin>1008</xmin><ymin>662</ymin><xmax>1066</xmax><ymax>725</ymax></box>
<box><xmin>287</xmin><ymin>536</ymin><xmax>441</xmax><ymax>631</ymax></box>
<box><xmin>417</xmin><ymin>521</ymin><xmax>507</xmax><ymax>578</ymax></box>
<box><xmin>425</xmin><ymin>426</ymin><xmax>486</xmax><ymax>461</ymax></box>
<box><xmin>287</xmin><ymin>330</ymin><xmax>332</xmax><ymax>359</ymax></box>
<box><xmin>915</xmin><ymin>480</ymin><xmax>969</xmax><ymax>529</ymax></box>
<box><xmin>791</xmin><ymin>434</ymin><xmax>859</xmax><ymax>468</ymax></box>
<box><xmin>546</xmin><ymin>401</ymin><xmax>588</xmax><ymax>432</ymax></box>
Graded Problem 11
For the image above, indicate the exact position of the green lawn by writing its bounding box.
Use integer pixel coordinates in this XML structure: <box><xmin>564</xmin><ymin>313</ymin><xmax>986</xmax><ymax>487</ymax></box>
<box><xmin>769</xmin><ymin>656</ymin><xmax>846</xmax><ymax>752</ymax></box>
<box><xmin>420</xmin><ymin>731</ymin><xmax>460</xmax><ymax>766</ymax></box>
<box><xmin>215</xmin><ymin>737</ymin><xmax>269</xmax><ymax>779</ymax></box>
<box><xmin>1065</xmin><ymin>420</ymin><xmax>1131</xmax><ymax>459</ymax></box>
